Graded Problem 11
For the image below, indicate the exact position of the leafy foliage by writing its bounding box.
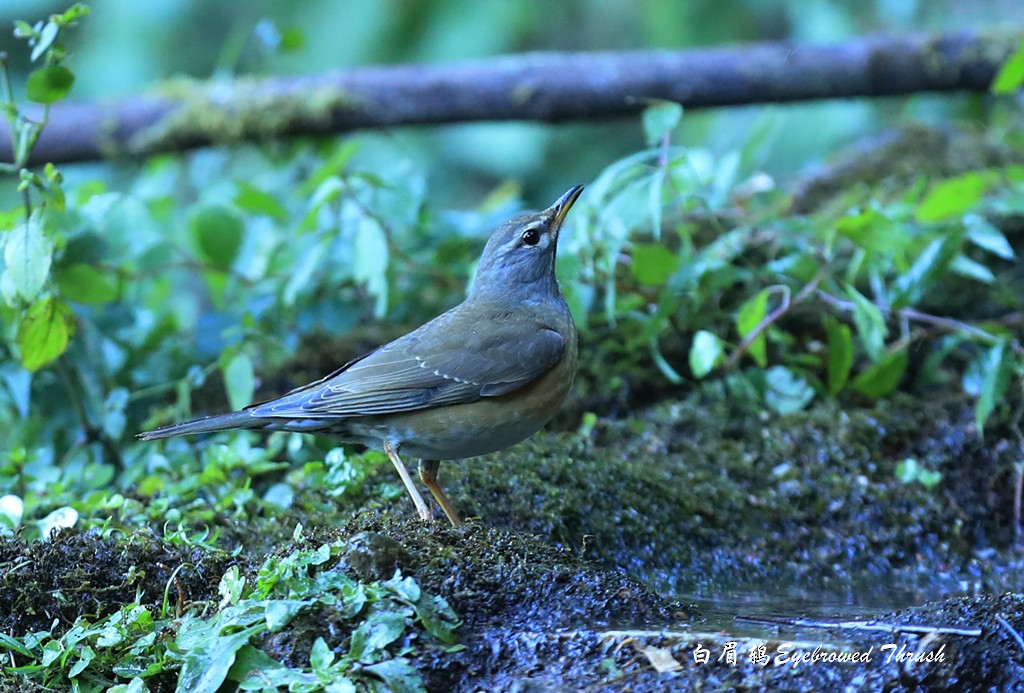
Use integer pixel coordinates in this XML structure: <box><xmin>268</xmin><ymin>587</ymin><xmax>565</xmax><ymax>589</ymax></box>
<box><xmin>992</xmin><ymin>38</ymin><xmax>1024</xmax><ymax>94</ymax></box>
<box><xmin>562</xmin><ymin>111</ymin><xmax>1024</xmax><ymax>427</ymax></box>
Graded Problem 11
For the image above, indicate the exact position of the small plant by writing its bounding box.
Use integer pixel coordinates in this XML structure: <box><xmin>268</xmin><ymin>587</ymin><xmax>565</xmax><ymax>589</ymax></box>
<box><xmin>895</xmin><ymin>458</ymin><xmax>943</xmax><ymax>489</ymax></box>
<box><xmin>0</xmin><ymin>536</ymin><xmax>459</xmax><ymax>692</ymax></box>
<box><xmin>563</xmin><ymin>99</ymin><xmax>1023</xmax><ymax>431</ymax></box>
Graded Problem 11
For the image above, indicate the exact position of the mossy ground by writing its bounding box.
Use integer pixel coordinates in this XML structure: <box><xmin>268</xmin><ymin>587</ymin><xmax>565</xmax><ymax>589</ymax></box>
<box><xmin>428</xmin><ymin>387</ymin><xmax>1024</xmax><ymax>600</ymax></box>
<box><xmin>4</xmin><ymin>383</ymin><xmax>1024</xmax><ymax>690</ymax></box>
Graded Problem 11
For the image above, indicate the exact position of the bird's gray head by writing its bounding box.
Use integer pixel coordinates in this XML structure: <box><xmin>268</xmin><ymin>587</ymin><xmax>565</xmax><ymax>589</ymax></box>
<box><xmin>470</xmin><ymin>185</ymin><xmax>584</xmax><ymax>299</ymax></box>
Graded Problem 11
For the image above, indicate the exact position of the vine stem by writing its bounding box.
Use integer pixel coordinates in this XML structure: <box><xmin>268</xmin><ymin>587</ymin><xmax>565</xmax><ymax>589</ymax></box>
<box><xmin>815</xmin><ymin>290</ymin><xmax>1009</xmax><ymax>348</ymax></box>
<box><xmin>724</xmin><ymin>269</ymin><xmax>825</xmax><ymax>369</ymax></box>
<box><xmin>57</xmin><ymin>357</ymin><xmax>125</xmax><ymax>468</ymax></box>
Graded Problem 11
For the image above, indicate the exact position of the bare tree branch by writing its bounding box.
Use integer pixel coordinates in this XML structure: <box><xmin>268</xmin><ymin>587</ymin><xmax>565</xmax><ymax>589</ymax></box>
<box><xmin>1</xmin><ymin>30</ymin><xmax>1016</xmax><ymax>165</ymax></box>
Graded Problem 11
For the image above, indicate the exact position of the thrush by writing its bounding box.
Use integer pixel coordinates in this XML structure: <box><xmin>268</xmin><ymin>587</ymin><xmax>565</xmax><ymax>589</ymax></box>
<box><xmin>140</xmin><ymin>185</ymin><xmax>584</xmax><ymax>526</ymax></box>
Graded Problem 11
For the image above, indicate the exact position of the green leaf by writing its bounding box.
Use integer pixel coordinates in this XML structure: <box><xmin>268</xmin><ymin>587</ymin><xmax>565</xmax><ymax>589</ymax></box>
<box><xmin>891</xmin><ymin>236</ymin><xmax>958</xmax><ymax>308</ymax></box>
<box><xmin>68</xmin><ymin>645</ymin><xmax>94</xmax><ymax>677</ymax></box>
<box><xmin>300</xmin><ymin>140</ymin><xmax>361</xmax><ymax>195</ymax></box>
<box><xmin>642</xmin><ymin>101</ymin><xmax>683</xmax><ymax>145</ymax></box>
<box><xmin>845</xmin><ymin>285</ymin><xmax>887</xmax><ymax>361</ymax></box>
<box><xmin>950</xmin><ymin>254</ymin><xmax>995</xmax><ymax>284</ymax></box>
<box><xmin>263</xmin><ymin>599</ymin><xmax>306</xmax><ymax>631</ymax></box>
<box><xmin>218</xmin><ymin>566</ymin><xmax>245</xmax><ymax>607</ymax></box>
<box><xmin>764</xmin><ymin>366</ymin><xmax>815</xmax><ymax>415</ymax></box>
<box><xmin>235</xmin><ymin>182</ymin><xmax>288</xmax><ymax>220</ymax></box>
<box><xmin>42</xmin><ymin>639</ymin><xmax>62</xmax><ymax>666</ymax></box>
<box><xmin>17</xmin><ymin>296</ymin><xmax>75</xmax><ymax>371</ymax></box>
<box><xmin>964</xmin><ymin>214</ymin><xmax>1015</xmax><ymax>259</ymax></box>
<box><xmin>224</xmin><ymin>353</ymin><xmax>255</xmax><ymax>410</ymax></box>
<box><xmin>309</xmin><ymin>636</ymin><xmax>335</xmax><ymax>672</ymax></box>
<box><xmin>227</xmin><ymin>645</ymin><xmax>286</xmax><ymax>686</ymax></box>
<box><xmin>650</xmin><ymin>338</ymin><xmax>683</xmax><ymax>384</ymax></box>
<box><xmin>57</xmin><ymin>4</ymin><xmax>91</xmax><ymax>25</ymax></box>
<box><xmin>0</xmin><ymin>631</ymin><xmax>32</xmax><ymax>657</ymax></box>
<box><xmin>13</xmin><ymin>21</ymin><xmax>33</xmax><ymax>39</ymax></box>
<box><xmin>917</xmin><ymin>469</ymin><xmax>943</xmax><ymax>489</ymax></box>
<box><xmin>835</xmin><ymin>207</ymin><xmax>905</xmax><ymax>255</ymax></box>
<box><xmin>363</xmin><ymin>658</ymin><xmax>423</xmax><ymax>693</ymax></box>
<box><xmin>824</xmin><ymin>316</ymin><xmax>853</xmax><ymax>395</ymax></box>
<box><xmin>30</xmin><ymin>22</ymin><xmax>58</xmax><ymax>62</ymax></box>
<box><xmin>108</xmin><ymin>678</ymin><xmax>146</xmax><ymax>693</ymax></box>
<box><xmin>992</xmin><ymin>39</ymin><xmax>1024</xmax><ymax>93</ymax></box>
<box><xmin>915</xmin><ymin>172</ymin><xmax>992</xmax><ymax>222</ymax></box>
<box><xmin>894</xmin><ymin>458</ymin><xmax>919</xmax><ymax>484</ymax></box>
<box><xmin>894</xmin><ymin>458</ymin><xmax>943</xmax><ymax>489</ymax></box>
<box><xmin>973</xmin><ymin>340</ymin><xmax>1011</xmax><ymax>433</ymax></box>
<box><xmin>279</xmin><ymin>27</ymin><xmax>306</xmax><ymax>52</ymax></box>
<box><xmin>4</xmin><ymin>221</ymin><xmax>54</xmax><ymax>302</ymax></box>
<box><xmin>630</xmin><ymin>243</ymin><xmax>679</xmax><ymax>286</ymax></box>
<box><xmin>688</xmin><ymin>330</ymin><xmax>722</xmax><ymax>379</ymax></box>
<box><xmin>102</xmin><ymin>388</ymin><xmax>129</xmax><ymax>439</ymax></box>
<box><xmin>191</xmin><ymin>205</ymin><xmax>244</xmax><ymax>270</ymax></box>
<box><xmin>736</xmin><ymin>288</ymin><xmax>769</xmax><ymax>367</ymax></box>
<box><xmin>176</xmin><ymin>604</ymin><xmax>267</xmax><ymax>693</ymax></box>
<box><xmin>56</xmin><ymin>264</ymin><xmax>118</xmax><ymax>304</ymax></box>
<box><xmin>850</xmin><ymin>349</ymin><xmax>908</xmax><ymax>397</ymax></box>
<box><xmin>383</xmin><ymin>573</ymin><xmax>421</xmax><ymax>603</ymax></box>
<box><xmin>283</xmin><ymin>235</ymin><xmax>329</xmax><ymax>305</ymax></box>
<box><xmin>353</xmin><ymin>217</ymin><xmax>389</xmax><ymax>317</ymax></box>
<box><xmin>349</xmin><ymin>610</ymin><xmax>407</xmax><ymax>662</ymax></box>
<box><xmin>768</xmin><ymin>252</ymin><xmax>821</xmax><ymax>283</ymax></box>
<box><xmin>415</xmin><ymin>594</ymin><xmax>460</xmax><ymax>644</ymax></box>
<box><xmin>25</xmin><ymin>65</ymin><xmax>74</xmax><ymax>103</ymax></box>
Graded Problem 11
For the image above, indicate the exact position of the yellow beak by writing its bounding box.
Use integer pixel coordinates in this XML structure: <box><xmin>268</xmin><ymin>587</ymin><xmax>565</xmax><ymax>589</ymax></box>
<box><xmin>549</xmin><ymin>184</ymin><xmax>585</xmax><ymax>232</ymax></box>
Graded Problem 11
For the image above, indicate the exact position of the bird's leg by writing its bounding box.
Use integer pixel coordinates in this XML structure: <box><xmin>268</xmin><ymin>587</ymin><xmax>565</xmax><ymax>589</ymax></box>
<box><xmin>419</xmin><ymin>459</ymin><xmax>462</xmax><ymax>527</ymax></box>
<box><xmin>382</xmin><ymin>441</ymin><xmax>432</xmax><ymax>522</ymax></box>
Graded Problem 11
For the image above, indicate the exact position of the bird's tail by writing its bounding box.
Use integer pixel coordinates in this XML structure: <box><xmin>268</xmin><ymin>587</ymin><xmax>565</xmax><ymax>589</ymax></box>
<box><xmin>138</xmin><ymin>410</ymin><xmax>258</xmax><ymax>441</ymax></box>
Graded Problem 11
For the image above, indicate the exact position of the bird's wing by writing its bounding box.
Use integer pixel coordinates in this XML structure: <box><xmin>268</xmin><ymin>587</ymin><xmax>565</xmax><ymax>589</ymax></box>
<box><xmin>248</xmin><ymin>313</ymin><xmax>566</xmax><ymax>419</ymax></box>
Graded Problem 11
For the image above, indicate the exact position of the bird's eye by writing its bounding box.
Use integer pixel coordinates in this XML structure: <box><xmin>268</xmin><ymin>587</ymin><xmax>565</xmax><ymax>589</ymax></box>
<box><xmin>521</xmin><ymin>228</ymin><xmax>540</xmax><ymax>246</ymax></box>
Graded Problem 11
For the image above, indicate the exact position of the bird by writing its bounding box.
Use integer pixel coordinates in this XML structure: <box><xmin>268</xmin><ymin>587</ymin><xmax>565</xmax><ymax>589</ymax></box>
<box><xmin>139</xmin><ymin>185</ymin><xmax>584</xmax><ymax>527</ymax></box>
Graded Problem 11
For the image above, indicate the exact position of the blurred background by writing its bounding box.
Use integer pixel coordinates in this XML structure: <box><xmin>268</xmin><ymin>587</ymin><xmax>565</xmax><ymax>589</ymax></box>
<box><xmin>1</xmin><ymin>0</ymin><xmax>1023</xmax><ymax>463</ymax></box>
<box><xmin>4</xmin><ymin>0</ymin><xmax>1024</xmax><ymax>206</ymax></box>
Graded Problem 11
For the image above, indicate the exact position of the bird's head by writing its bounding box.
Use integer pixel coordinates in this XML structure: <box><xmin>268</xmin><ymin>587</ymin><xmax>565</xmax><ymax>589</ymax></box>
<box><xmin>470</xmin><ymin>184</ymin><xmax>584</xmax><ymax>298</ymax></box>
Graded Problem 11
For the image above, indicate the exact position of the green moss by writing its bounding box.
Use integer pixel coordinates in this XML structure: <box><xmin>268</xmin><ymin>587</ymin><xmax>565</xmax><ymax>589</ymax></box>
<box><xmin>0</xmin><ymin>529</ymin><xmax>239</xmax><ymax>635</ymax></box>
<box><xmin>123</xmin><ymin>76</ymin><xmax>359</xmax><ymax>155</ymax></box>
<box><xmin>408</xmin><ymin>386</ymin><xmax>1019</xmax><ymax>599</ymax></box>
<box><xmin>791</xmin><ymin>123</ymin><xmax>1024</xmax><ymax>214</ymax></box>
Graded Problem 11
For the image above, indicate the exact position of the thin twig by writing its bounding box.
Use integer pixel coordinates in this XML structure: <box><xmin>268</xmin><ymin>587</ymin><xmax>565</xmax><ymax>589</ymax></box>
<box><xmin>725</xmin><ymin>269</ymin><xmax>825</xmax><ymax>369</ymax></box>
<box><xmin>1010</xmin><ymin>400</ymin><xmax>1024</xmax><ymax>547</ymax></box>
<box><xmin>158</xmin><ymin>562</ymin><xmax>191</xmax><ymax>619</ymax></box>
<box><xmin>1016</xmin><ymin>463</ymin><xmax>1024</xmax><ymax>548</ymax></box>
<box><xmin>20</xmin><ymin>187</ymin><xmax>31</xmax><ymax>225</ymax></box>
<box><xmin>338</xmin><ymin>178</ymin><xmax>418</xmax><ymax>267</ymax></box>
<box><xmin>0</xmin><ymin>52</ymin><xmax>19</xmax><ymax>135</ymax></box>
<box><xmin>816</xmin><ymin>289</ymin><xmax>1009</xmax><ymax>347</ymax></box>
<box><xmin>57</xmin><ymin>357</ymin><xmax>125</xmax><ymax>469</ymax></box>
<box><xmin>996</xmin><ymin>614</ymin><xmax>1024</xmax><ymax>653</ymax></box>
<box><xmin>735</xmin><ymin>614</ymin><xmax>982</xmax><ymax>637</ymax></box>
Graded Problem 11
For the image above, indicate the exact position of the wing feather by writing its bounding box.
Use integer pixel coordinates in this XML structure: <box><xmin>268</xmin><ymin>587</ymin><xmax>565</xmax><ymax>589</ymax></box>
<box><xmin>248</xmin><ymin>308</ymin><xmax>565</xmax><ymax>420</ymax></box>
